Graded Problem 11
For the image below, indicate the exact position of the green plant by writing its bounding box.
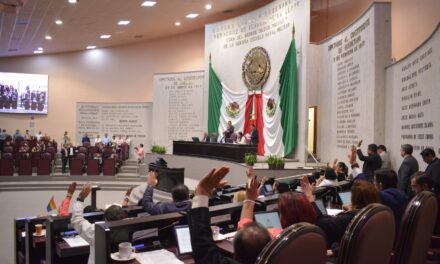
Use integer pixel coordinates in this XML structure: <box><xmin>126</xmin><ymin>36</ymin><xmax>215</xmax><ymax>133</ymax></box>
<box><xmin>151</xmin><ymin>144</ymin><xmax>166</xmax><ymax>154</ymax></box>
<box><xmin>266</xmin><ymin>155</ymin><xmax>285</xmax><ymax>169</ymax></box>
<box><xmin>244</xmin><ymin>153</ymin><xmax>257</xmax><ymax>166</ymax></box>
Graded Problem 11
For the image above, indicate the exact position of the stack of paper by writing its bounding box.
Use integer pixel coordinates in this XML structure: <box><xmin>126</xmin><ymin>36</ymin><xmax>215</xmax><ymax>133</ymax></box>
<box><xmin>63</xmin><ymin>236</ymin><xmax>90</xmax><ymax>248</ymax></box>
<box><xmin>136</xmin><ymin>249</ymin><xmax>183</xmax><ymax>264</ymax></box>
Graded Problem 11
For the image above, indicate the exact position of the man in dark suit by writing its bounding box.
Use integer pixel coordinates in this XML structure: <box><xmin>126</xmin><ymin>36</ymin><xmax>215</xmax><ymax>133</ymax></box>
<box><xmin>81</xmin><ymin>133</ymin><xmax>90</xmax><ymax>145</ymax></box>
<box><xmin>141</xmin><ymin>171</ymin><xmax>192</xmax><ymax>215</ymax></box>
<box><xmin>188</xmin><ymin>167</ymin><xmax>271</xmax><ymax>264</ymax></box>
<box><xmin>225</xmin><ymin>121</ymin><xmax>235</xmax><ymax>138</ymax></box>
<box><xmin>398</xmin><ymin>144</ymin><xmax>419</xmax><ymax>196</ymax></box>
<box><xmin>61</xmin><ymin>144</ymin><xmax>69</xmax><ymax>174</ymax></box>
<box><xmin>355</xmin><ymin>140</ymin><xmax>382</xmax><ymax>182</ymax></box>
<box><xmin>250</xmin><ymin>123</ymin><xmax>258</xmax><ymax>145</ymax></box>
<box><xmin>420</xmin><ymin>148</ymin><xmax>440</xmax><ymax>196</ymax></box>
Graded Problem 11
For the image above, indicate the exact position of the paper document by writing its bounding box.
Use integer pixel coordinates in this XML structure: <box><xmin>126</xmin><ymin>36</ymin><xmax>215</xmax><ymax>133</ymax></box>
<box><xmin>136</xmin><ymin>249</ymin><xmax>183</xmax><ymax>264</ymax></box>
<box><xmin>63</xmin><ymin>236</ymin><xmax>90</xmax><ymax>248</ymax></box>
<box><xmin>327</xmin><ymin>209</ymin><xmax>344</xmax><ymax>216</ymax></box>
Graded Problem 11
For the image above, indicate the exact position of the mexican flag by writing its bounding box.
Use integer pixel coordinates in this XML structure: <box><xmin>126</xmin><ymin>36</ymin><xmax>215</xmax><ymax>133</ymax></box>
<box><xmin>208</xmin><ymin>39</ymin><xmax>298</xmax><ymax>156</ymax></box>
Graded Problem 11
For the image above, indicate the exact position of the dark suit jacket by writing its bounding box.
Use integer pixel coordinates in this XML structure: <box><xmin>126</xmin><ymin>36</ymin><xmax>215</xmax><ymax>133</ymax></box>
<box><xmin>250</xmin><ymin>129</ymin><xmax>258</xmax><ymax>144</ymax></box>
<box><xmin>356</xmin><ymin>149</ymin><xmax>382</xmax><ymax>181</ymax></box>
<box><xmin>426</xmin><ymin>158</ymin><xmax>440</xmax><ymax>196</ymax></box>
<box><xmin>82</xmin><ymin>136</ymin><xmax>90</xmax><ymax>144</ymax></box>
<box><xmin>398</xmin><ymin>155</ymin><xmax>419</xmax><ymax>195</ymax></box>
<box><xmin>141</xmin><ymin>186</ymin><xmax>192</xmax><ymax>215</ymax></box>
<box><xmin>188</xmin><ymin>207</ymin><xmax>239</xmax><ymax>264</ymax></box>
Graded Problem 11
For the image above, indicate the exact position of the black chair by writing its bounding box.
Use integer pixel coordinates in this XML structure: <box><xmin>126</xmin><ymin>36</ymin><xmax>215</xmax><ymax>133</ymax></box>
<box><xmin>256</xmin><ymin>222</ymin><xmax>327</xmax><ymax>264</ymax></box>
<box><xmin>337</xmin><ymin>203</ymin><xmax>395</xmax><ymax>264</ymax></box>
<box><xmin>392</xmin><ymin>191</ymin><xmax>439</xmax><ymax>264</ymax></box>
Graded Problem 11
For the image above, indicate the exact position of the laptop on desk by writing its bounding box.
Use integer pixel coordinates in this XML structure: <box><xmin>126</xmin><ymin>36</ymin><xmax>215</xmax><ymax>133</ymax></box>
<box><xmin>192</xmin><ymin>137</ymin><xmax>200</xmax><ymax>142</ymax></box>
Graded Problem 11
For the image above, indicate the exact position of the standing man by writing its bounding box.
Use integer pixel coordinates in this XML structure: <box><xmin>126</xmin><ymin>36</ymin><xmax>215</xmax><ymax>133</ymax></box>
<box><xmin>378</xmin><ymin>145</ymin><xmax>390</xmax><ymax>169</ymax></box>
<box><xmin>135</xmin><ymin>144</ymin><xmax>145</xmax><ymax>164</ymax></box>
<box><xmin>398</xmin><ymin>144</ymin><xmax>419</xmax><ymax>196</ymax></box>
<box><xmin>250</xmin><ymin>123</ymin><xmax>259</xmax><ymax>145</ymax></box>
<box><xmin>225</xmin><ymin>121</ymin><xmax>235</xmax><ymax>138</ymax></box>
<box><xmin>102</xmin><ymin>133</ymin><xmax>110</xmax><ymax>146</ymax></box>
<box><xmin>62</xmin><ymin>131</ymin><xmax>70</xmax><ymax>145</ymax></box>
<box><xmin>82</xmin><ymin>133</ymin><xmax>90</xmax><ymax>145</ymax></box>
<box><xmin>355</xmin><ymin>140</ymin><xmax>382</xmax><ymax>182</ymax></box>
<box><xmin>61</xmin><ymin>144</ymin><xmax>69</xmax><ymax>174</ymax></box>
<box><xmin>420</xmin><ymin>148</ymin><xmax>440</xmax><ymax>196</ymax></box>
<box><xmin>0</xmin><ymin>129</ymin><xmax>7</xmax><ymax>152</ymax></box>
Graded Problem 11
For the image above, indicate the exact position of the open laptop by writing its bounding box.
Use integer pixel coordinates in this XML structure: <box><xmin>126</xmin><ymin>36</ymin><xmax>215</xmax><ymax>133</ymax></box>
<box><xmin>314</xmin><ymin>199</ymin><xmax>327</xmax><ymax>216</ymax></box>
<box><xmin>192</xmin><ymin>137</ymin><xmax>200</xmax><ymax>142</ymax></box>
<box><xmin>173</xmin><ymin>225</ymin><xmax>193</xmax><ymax>256</ymax></box>
<box><xmin>338</xmin><ymin>191</ymin><xmax>352</xmax><ymax>205</ymax></box>
<box><xmin>254</xmin><ymin>211</ymin><xmax>282</xmax><ymax>229</ymax></box>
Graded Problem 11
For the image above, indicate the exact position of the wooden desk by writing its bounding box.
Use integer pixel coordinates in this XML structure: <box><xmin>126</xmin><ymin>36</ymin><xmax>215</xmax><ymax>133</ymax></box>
<box><xmin>173</xmin><ymin>141</ymin><xmax>257</xmax><ymax>163</ymax></box>
<box><xmin>32</xmin><ymin>235</ymin><xmax>46</xmax><ymax>249</ymax></box>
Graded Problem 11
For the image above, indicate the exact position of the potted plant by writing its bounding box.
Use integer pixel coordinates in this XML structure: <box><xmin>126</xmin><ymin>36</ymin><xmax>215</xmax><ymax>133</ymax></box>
<box><xmin>151</xmin><ymin>145</ymin><xmax>166</xmax><ymax>154</ymax></box>
<box><xmin>266</xmin><ymin>155</ymin><xmax>285</xmax><ymax>169</ymax></box>
<box><xmin>244</xmin><ymin>153</ymin><xmax>257</xmax><ymax>166</ymax></box>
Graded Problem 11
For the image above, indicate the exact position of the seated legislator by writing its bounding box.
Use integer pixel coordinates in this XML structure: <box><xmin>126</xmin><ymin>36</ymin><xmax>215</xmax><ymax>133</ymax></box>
<box><xmin>141</xmin><ymin>171</ymin><xmax>192</xmax><ymax>215</ymax></box>
<box><xmin>302</xmin><ymin>178</ymin><xmax>381</xmax><ymax>257</ymax></box>
<box><xmin>219</xmin><ymin>131</ymin><xmax>228</xmax><ymax>143</ymax></box>
<box><xmin>71</xmin><ymin>183</ymin><xmax>127</xmax><ymax>264</ymax></box>
<box><xmin>373</xmin><ymin>169</ymin><xmax>407</xmax><ymax>230</ymax></box>
<box><xmin>202</xmin><ymin>132</ymin><xmax>210</xmax><ymax>143</ymax></box>
<box><xmin>316</xmin><ymin>168</ymin><xmax>338</xmax><ymax>188</ymax></box>
<box><xmin>188</xmin><ymin>167</ymin><xmax>271</xmax><ymax>264</ymax></box>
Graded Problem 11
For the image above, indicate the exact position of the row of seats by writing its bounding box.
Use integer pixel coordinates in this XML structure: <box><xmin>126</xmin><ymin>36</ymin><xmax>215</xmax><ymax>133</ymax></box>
<box><xmin>0</xmin><ymin>155</ymin><xmax>119</xmax><ymax>176</ymax></box>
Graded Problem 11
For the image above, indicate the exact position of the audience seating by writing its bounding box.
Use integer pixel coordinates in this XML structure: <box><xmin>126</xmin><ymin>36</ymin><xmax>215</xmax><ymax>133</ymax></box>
<box><xmin>87</xmin><ymin>159</ymin><xmax>100</xmax><ymax>175</ymax></box>
<box><xmin>103</xmin><ymin>159</ymin><xmax>115</xmax><ymax>176</ymax></box>
<box><xmin>69</xmin><ymin>159</ymin><xmax>84</xmax><ymax>176</ymax></box>
<box><xmin>337</xmin><ymin>203</ymin><xmax>395</xmax><ymax>264</ymax></box>
<box><xmin>37</xmin><ymin>154</ymin><xmax>52</xmax><ymax>176</ymax></box>
<box><xmin>256</xmin><ymin>222</ymin><xmax>327</xmax><ymax>264</ymax></box>
<box><xmin>31</xmin><ymin>152</ymin><xmax>40</xmax><ymax>167</ymax></box>
<box><xmin>392</xmin><ymin>191</ymin><xmax>439</xmax><ymax>264</ymax></box>
<box><xmin>19</xmin><ymin>159</ymin><xmax>32</xmax><ymax>175</ymax></box>
<box><xmin>0</xmin><ymin>153</ymin><xmax>14</xmax><ymax>176</ymax></box>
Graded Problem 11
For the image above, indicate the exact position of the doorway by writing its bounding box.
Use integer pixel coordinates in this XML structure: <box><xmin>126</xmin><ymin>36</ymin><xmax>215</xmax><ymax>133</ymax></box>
<box><xmin>307</xmin><ymin>106</ymin><xmax>317</xmax><ymax>155</ymax></box>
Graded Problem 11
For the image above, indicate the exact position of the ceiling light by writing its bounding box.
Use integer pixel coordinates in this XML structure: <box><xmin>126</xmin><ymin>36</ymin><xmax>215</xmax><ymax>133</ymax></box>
<box><xmin>118</xmin><ymin>20</ymin><xmax>130</xmax><ymax>25</ymax></box>
<box><xmin>34</xmin><ymin>50</ymin><xmax>43</xmax><ymax>54</ymax></box>
<box><xmin>205</xmin><ymin>4</ymin><xmax>212</xmax><ymax>10</ymax></box>
<box><xmin>186</xmin><ymin>13</ymin><xmax>199</xmax><ymax>19</ymax></box>
<box><xmin>175</xmin><ymin>22</ymin><xmax>181</xmax><ymax>26</ymax></box>
<box><xmin>100</xmin><ymin>34</ymin><xmax>111</xmax><ymax>39</ymax></box>
<box><xmin>141</xmin><ymin>1</ymin><xmax>156</xmax><ymax>7</ymax></box>
<box><xmin>68</xmin><ymin>0</ymin><xmax>77</xmax><ymax>3</ymax></box>
<box><xmin>45</xmin><ymin>35</ymin><xmax>52</xmax><ymax>40</ymax></box>
<box><xmin>37</xmin><ymin>47</ymin><xmax>43</xmax><ymax>51</ymax></box>
<box><xmin>55</xmin><ymin>20</ymin><xmax>63</xmax><ymax>25</ymax></box>
<box><xmin>86</xmin><ymin>46</ymin><xmax>96</xmax><ymax>49</ymax></box>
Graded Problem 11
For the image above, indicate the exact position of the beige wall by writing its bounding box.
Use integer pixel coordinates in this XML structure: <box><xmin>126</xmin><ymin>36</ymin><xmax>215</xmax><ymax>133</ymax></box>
<box><xmin>311</xmin><ymin>0</ymin><xmax>440</xmax><ymax>59</ymax></box>
<box><xmin>0</xmin><ymin>29</ymin><xmax>204</xmax><ymax>143</ymax></box>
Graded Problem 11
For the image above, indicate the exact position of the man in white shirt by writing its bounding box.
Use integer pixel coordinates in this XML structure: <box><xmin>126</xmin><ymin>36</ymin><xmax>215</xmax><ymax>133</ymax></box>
<box><xmin>71</xmin><ymin>183</ymin><xmax>126</xmax><ymax>264</ymax></box>
<box><xmin>35</xmin><ymin>131</ymin><xmax>43</xmax><ymax>141</ymax></box>
<box><xmin>102</xmin><ymin>133</ymin><xmax>110</xmax><ymax>146</ymax></box>
<box><xmin>378</xmin><ymin>145</ymin><xmax>391</xmax><ymax>169</ymax></box>
<box><xmin>124</xmin><ymin>135</ymin><xmax>131</xmax><ymax>146</ymax></box>
<box><xmin>94</xmin><ymin>134</ymin><xmax>101</xmax><ymax>146</ymax></box>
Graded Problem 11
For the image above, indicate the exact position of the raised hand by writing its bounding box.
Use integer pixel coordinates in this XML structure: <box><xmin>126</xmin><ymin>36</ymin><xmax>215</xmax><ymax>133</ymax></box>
<box><xmin>245</xmin><ymin>176</ymin><xmax>259</xmax><ymax>201</ymax></box>
<box><xmin>246</xmin><ymin>167</ymin><xmax>254</xmax><ymax>179</ymax></box>
<box><xmin>125</xmin><ymin>186</ymin><xmax>134</xmax><ymax>197</ymax></box>
<box><xmin>300</xmin><ymin>176</ymin><xmax>315</xmax><ymax>202</ymax></box>
<box><xmin>196</xmin><ymin>167</ymin><xmax>230</xmax><ymax>196</ymax></box>
<box><xmin>78</xmin><ymin>183</ymin><xmax>92</xmax><ymax>201</ymax></box>
<box><xmin>147</xmin><ymin>171</ymin><xmax>158</xmax><ymax>187</ymax></box>
<box><xmin>67</xmin><ymin>182</ymin><xmax>77</xmax><ymax>196</ymax></box>
<box><xmin>357</xmin><ymin>140</ymin><xmax>363</xmax><ymax>147</ymax></box>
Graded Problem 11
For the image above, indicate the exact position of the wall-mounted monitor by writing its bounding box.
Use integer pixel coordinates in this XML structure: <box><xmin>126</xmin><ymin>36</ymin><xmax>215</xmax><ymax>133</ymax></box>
<box><xmin>0</xmin><ymin>72</ymin><xmax>48</xmax><ymax>114</ymax></box>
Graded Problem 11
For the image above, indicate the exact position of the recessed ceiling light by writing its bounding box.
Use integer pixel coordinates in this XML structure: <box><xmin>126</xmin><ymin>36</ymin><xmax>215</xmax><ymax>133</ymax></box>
<box><xmin>86</xmin><ymin>46</ymin><xmax>96</xmax><ymax>49</ymax></box>
<box><xmin>37</xmin><ymin>47</ymin><xmax>43</xmax><ymax>51</ymax></box>
<box><xmin>55</xmin><ymin>20</ymin><xmax>63</xmax><ymax>25</ymax></box>
<box><xmin>141</xmin><ymin>1</ymin><xmax>156</xmax><ymax>7</ymax></box>
<box><xmin>34</xmin><ymin>50</ymin><xmax>43</xmax><ymax>54</ymax></box>
<box><xmin>186</xmin><ymin>13</ymin><xmax>199</xmax><ymax>19</ymax></box>
<box><xmin>68</xmin><ymin>0</ymin><xmax>77</xmax><ymax>4</ymax></box>
<box><xmin>118</xmin><ymin>20</ymin><xmax>130</xmax><ymax>25</ymax></box>
<box><xmin>205</xmin><ymin>4</ymin><xmax>212</xmax><ymax>10</ymax></box>
<box><xmin>100</xmin><ymin>34</ymin><xmax>111</xmax><ymax>39</ymax></box>
<box><xmin>175</xmin><ymin>22</ymin><xmax>181</xmax><ymax>26</ymax></box>
<box><xmin>45</xmin><ymin>35</ymin><xmax>52</xmax><ymax>40</ymax></box>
